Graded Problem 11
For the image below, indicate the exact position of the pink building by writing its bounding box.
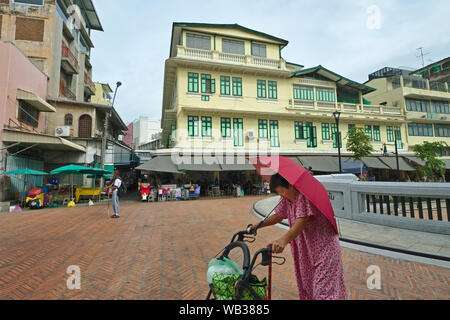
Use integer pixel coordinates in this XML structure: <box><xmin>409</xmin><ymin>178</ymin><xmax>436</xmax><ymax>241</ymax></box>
<box><xmin>123</xmin><ymin>122</ymin><xmax>134</xmax><ymax>149</ymax></box>
<box><xmin>0</xmin><ymin>41</ymin><xmax>55</xmax><ymax>141</ymax></box>
<box><xmin>0</xmin><ymin>42</ymin><xmax>84</xmax><ymax>202</ymax></box>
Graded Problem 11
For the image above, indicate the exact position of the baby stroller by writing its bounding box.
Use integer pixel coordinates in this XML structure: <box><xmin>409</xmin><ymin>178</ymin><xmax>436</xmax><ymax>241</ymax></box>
<box><xmin>206</xmin><ymin>223</ymin><xmax>285</xmax><ymax>300</ymax></box>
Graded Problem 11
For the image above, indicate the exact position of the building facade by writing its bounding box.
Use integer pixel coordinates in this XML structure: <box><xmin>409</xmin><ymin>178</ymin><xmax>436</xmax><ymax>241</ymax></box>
<box><xmin>0</xmin><ymin>41</ymin><xmax>85</xmax><ymax>201</ymax></box>
<box><xmin>159</xmin><ymin>23</ymin><xmax>409</xmax><ymax>174</ymax></box>
<box><xmin>365</xmin><ymin>67</ymin><xmax>450</xmax><ymax>157</ymax></box>
<box><xmin>133</xmin><ymin>117</ymin><xmax>163</xmax><ymax>149</ymax></box>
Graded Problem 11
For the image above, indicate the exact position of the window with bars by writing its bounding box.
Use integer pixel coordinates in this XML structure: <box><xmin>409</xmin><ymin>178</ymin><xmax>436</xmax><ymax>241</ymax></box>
<box><xmin>222</xmin><ymin>38</ymin><xmax>245</xmax><ymax>55</ymax></box>
<box><xmin>201</xmin><ymin>74</ymin><xmax>215</xmax><ymax>94</ymax></box>
<box><xmin>295</xmin><ymin>122</ymin><xmax>304</xmax><ymax>140</ymax></box>
<box><xmin>435</xmin><ymin>124</ymin><xmax>450</xmax><ymax>137</ymax></box>
<box><xmin>373</xmin><ymin>126</ymin><xmax>381</xmax><ymax>141</ymax></box>
<box><xmin>78</xmin><ymin>114</ymin><xmax>92</xmax><ymax>138</ymax></box>
<box><xmin>322</xmin><ymin>123</ymin><xmax>331</xmax><ymax>140</ymax></box>
<box><xmin>201</xmin><ymin>117</ymin><xmax>212</xmax><ymax>137</ymax></box>
<box><xmin>406</xmin><ymin>99</ymin><xmax>431</xmax><ymax>112</ymax></box>
<box><xmin>258</xmin><ymin>120</ymin><xmax>268</xmax><ymax>139</ymax></box>
<box><xmin>188</xmin><ymin>72</ymin><xmax>199</xmax><ymax>93</ymax></box>
<box><xmin>316</xmin><ymin>88</ymin><xmax>336</xmax><ymax>102</ymax></box>
<box><xmin>188</xmin><ymin>116</ymin><xmax>199</xmax><ymax>137</ymax></box>
<box><xmin>252</xmin><ymin>43</ymin><xmax>267</xmax><ymax>58</ymax></box>
<box><xmin>303</xmin><ymin>122</ymin><xmax>313</xmax><ymax>140</ymax></box>
<box><xmin>64</xmin><ymin>114</ymin><xmax>73</xmax><ymax>126</ymax></box>
<box><xmin>257</xmin><ymin>80</ymin><xmax>267</xmax><ymax>98</ymax></box>
<box><xmin>220</xmin><ymin>76</ymin><xmax>230</xmax><ymax>95</ymax></box>
<box><xmin>270</xmin><ymin>120</ymin><xmax>280</xmax><ymax>148</ymax></box>
<box><xmin>432</xmin><ymin>101</ymin><xmax>450</xmax><ymax>114</ymax></box>
<box><xmin>232</xmin><ymin>77</ymin><xmax>242</xmax><ymax>97</ymax></box>
<box><xmin>186</xmin><ymin>33</ymin><xmax>211</xmax><ymax>51</ymax></box>
<box><xmin>18</xmin><ymin>101</ymin><xmax>39</xmax><ymax>127</ymax></box>
<box><xmin>387</xmin><ymin>126</ymin><xmax>395</xmax><ymax>142</ymax></box>
<box><xmin>268</xmin><ymin>81</ymin><xmax>277</xmax><ymax>100</ymax></box>
<box><xmin>365</xmin><ymin>125</ymin><xmax>373</xmax><ymax>140</ymax></box>
<box><xmin>331</xmin><ymin>124</ymin><xmax>342</xmax><ymax>149</ymax></box>
<box><xmin>233</xmin><ymin>118</ymin><xmax>244</xmax><ymax>147</ymax></box>
<box><xmin>307</xmin><ymin>126</ymin><xmax>318</xmax><ymax>148</ymax></box>
<box><xmin>394</xmin><ymin>127</ymin><xmax>403</xmax><ymax>149</ymax></box>
<box><xmin>221</xmin><ymin>118</ymin><xmax>231</xmax><ymax>138</ymax></box>
<box><xmin>293</xmin><ymin>86</ymin><xmax>314</xmax><ymax>100</ymax></box>
<box><xmin>408</xmin><ymin>123</ymin><xmax>434</xmax><ymax>137</ymax></box>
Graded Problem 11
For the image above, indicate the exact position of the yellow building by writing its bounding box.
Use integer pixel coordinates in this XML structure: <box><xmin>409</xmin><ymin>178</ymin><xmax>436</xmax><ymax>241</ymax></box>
<box><xmin>90</xmin><ymin>82</ymin><xmax>113</xmax><ymax>106</ymax></box>
<box><xmin>365</xmin><ymin>67</ymin><xmax>450</xmax><ymax>157</ymax></box>
<box><xmin>159</xmin><ymin>23</ymin><xmax>409</xmax><ymax>174</ymax></box>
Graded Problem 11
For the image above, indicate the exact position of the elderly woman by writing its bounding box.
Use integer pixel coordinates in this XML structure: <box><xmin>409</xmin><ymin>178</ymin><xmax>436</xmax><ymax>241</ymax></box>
<box><xmin>251</xmin><ymin>173</ymin><xmax>347</xmax><ymax>300</ymax></box>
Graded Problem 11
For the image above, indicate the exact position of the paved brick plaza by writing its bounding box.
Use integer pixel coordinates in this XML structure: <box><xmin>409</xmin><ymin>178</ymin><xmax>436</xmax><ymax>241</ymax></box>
<box><xmin>0</xmin><ymin>196</ymin><xmax>448</xmax><ymax>300</ymax></box>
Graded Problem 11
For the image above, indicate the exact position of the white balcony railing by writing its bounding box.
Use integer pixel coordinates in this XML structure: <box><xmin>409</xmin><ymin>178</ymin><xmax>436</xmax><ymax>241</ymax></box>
<box><xmin>177</xmin><ymin>46</ymin><xmax>286</xmax><ymax>70</ymax></box>
<box><xmin>290</xmin><ymin>101</ymin><xmax>403</xmax><ymax>117</ymax></box>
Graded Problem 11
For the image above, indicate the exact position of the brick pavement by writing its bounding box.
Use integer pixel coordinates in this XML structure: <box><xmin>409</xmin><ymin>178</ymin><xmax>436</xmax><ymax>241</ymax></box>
<box><xmin>0</xmin><ymin>196</ymin><xmax>448</xmax><ymax>300</ymax></box>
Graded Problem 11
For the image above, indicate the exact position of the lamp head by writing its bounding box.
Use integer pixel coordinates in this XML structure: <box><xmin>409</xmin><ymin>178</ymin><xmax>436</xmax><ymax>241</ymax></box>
<box><xmin>116</xmin><ymin>81</ymin><xmax>122</xmax><ymax>88</ymax></box>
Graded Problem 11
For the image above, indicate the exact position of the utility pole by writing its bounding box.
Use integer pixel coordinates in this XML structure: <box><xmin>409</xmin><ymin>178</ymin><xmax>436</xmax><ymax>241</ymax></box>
<box><xmin>101</xmin><ymin>81</ymin><xmax>122</xmax><ymax>172</ymax></box>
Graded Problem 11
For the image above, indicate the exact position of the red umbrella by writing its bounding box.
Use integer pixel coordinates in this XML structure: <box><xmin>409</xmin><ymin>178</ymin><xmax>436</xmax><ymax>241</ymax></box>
<box><xmin>248</xmin><ymin>156</ymin><xmax>338</xmax><ymax>234</ymax></box>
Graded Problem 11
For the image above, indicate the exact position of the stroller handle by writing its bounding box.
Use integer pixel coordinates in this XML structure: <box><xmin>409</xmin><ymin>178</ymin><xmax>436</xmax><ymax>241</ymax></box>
<box><xmin>220</xmin><ymin>241</ymin><xmax>251</xmax><ymax>272</ymax></box>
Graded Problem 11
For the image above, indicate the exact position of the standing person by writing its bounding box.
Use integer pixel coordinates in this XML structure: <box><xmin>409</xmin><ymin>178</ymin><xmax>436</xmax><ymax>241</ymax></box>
<box><xmin>106</xmin><ymin>170</ymin><xmax>122</xmax><ymax>219</ymax></box>
<box><xmin>250</xmin><ymin>173</ymin><xmax>347</xmax><ymax>300</ymax></box>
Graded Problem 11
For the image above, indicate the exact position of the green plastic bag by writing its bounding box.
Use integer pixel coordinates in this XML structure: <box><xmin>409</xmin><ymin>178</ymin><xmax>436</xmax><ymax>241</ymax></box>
<box><xmin>207</xmin><ymin>258</ymin><xmax>243</xmax><ymax>284</ymax></box>
<box><xmin>212</xmin><ymin>273</ymin><xmax>267</xmax><ymax>300</ymax></box>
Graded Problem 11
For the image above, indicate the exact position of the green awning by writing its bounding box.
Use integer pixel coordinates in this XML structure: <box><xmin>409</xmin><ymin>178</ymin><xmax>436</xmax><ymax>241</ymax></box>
<box><xmin>298</xmin><ymin>156</ymin><xmax>340</xmax><ymax>173</ymax></box>
<box><xmin>3</xmin><ymin>169</ymin><xmax>48</xmax><ymax>176</ymax></box>
<box><xmin>361</xmin><ymin>157</ymin><xmax>390</xmax><ymax>170</ymax></box>
<box><xmin>137</xmin><ymin>156</ymin><xmax>183</xmax><ymax>174</ymax></box>
<box><xmin>378</xmin><ymin>157</ymin><xmax>416</xmax><ymax>171</ymax></box>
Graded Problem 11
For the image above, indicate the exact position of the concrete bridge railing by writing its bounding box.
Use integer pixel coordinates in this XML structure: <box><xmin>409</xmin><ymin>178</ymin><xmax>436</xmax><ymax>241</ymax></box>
<box><xmin>316</xmin><ymin>175</ymin><xmax>450</xmax><ymax>235</ymax></box>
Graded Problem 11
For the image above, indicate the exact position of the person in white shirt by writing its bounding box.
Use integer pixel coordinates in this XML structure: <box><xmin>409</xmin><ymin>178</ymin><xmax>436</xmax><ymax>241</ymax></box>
<box><xmin>107</xmin><ymin>170</ymin><xmax>122</xmax><ymax>219</ymax></box>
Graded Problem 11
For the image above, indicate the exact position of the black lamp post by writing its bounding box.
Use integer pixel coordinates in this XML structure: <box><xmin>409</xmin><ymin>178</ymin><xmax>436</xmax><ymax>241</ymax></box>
<box><xmin>383</xmin><ymin>137</ymin><xmax>400</xmax><ymax>182</ymax></box>
<box><xmin>333</xmin><ymin>111</ymin><xmax>342</xmax><ymax>174</ymax></box>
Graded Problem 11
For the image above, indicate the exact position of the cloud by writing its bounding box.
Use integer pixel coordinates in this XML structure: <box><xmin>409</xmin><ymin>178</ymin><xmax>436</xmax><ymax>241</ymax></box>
<box><xmin>89</xmin><ymin>0</ymin><xmax>450</xmax><ymax>124</ymax></box>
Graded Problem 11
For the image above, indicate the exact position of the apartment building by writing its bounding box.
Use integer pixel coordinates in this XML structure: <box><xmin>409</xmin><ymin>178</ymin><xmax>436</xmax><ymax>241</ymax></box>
<box><xmin>364</xmin><ymin>66</ymin><xmax>450</xmax><ymax>157</ymax></box>
<box><xmin>0</xmin><ymin>0</ymin><xmax>132</xmax><ymax>174</ymax></box>
<box><xmin>158</xmin><ymin>23</ymin><xmax>409</xmax><ymax>173</ymax></box>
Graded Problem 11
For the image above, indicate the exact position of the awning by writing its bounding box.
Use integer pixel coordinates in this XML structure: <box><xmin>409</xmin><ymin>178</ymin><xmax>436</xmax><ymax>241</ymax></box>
<box><xmin>136</xmin><ymin>156</ymin><xmax>182</xmax><ymax>174</ymax></box>
<box><xmin>298</xmin><ymin>156</ymin><xmax>340</xmax><ymax>173</ymax></box>
<box><xmin>219</xmin><ymin>156</ymin><xmax>255</xmax><ymax>171</ymax></box>
<box><xmin>2</xmin><ymin>129</ymin><xmax>86</xmax><ymax>152</ymax></box>
<box><xmin>177</xmin><ymin>156</ymin><xmax>222</xmax><ymax>172</ymax></box>
<box><xmin>16</xmin><ymin>89</ymin><xmax>56</xmax><ymax>113</ymax></box>
<box><xmin>361</xmin><ymin>157</ymin><xmax>391</xmax><ymax>170</ymax></box>
<box><xmin>342</xmin><ymin>158</ymin><xmax>367</xmax><ymax>174</ymax></box>
<box><xmin>378</xmin><ymin>157</ymin><xmax>416</xmax><ymax>171</ymax></box>
<box><xmin>405</xmin><ymin>157</ymin><xmax>426</xmax><ymax>166</ymax></box>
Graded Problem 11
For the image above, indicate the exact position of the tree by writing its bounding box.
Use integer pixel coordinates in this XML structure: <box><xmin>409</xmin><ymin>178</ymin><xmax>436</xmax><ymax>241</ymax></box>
<box><xmin>346</xmin><ymin>127</ymin><xmax>374</xmax><ymax>177</ymax></box>
<box><xmin>413</xmin><ymin>141</ymin><xmax>448</xmax><ymax>182</ymax></box>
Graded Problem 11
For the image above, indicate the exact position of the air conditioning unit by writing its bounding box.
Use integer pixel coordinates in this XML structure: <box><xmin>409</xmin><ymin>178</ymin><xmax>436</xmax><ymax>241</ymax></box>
<box><xmin>246</xmin><ymin>130</ymin><xmax>256</xmax><ymax>140</ymax></box>
<box><xmin>55</xmin><ymin>126</ymin><xmax>71</xmax><ymax>137</ymax></box>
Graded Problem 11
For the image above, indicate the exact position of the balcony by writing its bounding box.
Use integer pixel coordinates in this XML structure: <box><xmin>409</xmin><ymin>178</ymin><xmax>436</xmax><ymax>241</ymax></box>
<box><xmin>176</xmin><ymin>46</ymin><xmax>287</xmax><ymax>71</ymax></box>
<box><xmin>290</xmin><ymin>100</ymin><xmax>403</xmax><ymax>117</ymax></box>
<box><xmin>84</xmin><ymin>72</ymin><xmax>96</xmax><ymax>96</ymax></box>
<box><xmin>391</xmin><ymin>75</ymin><xmax>450</xmax><ymax>99</ymax></box>
<box><xmin>61</xmin><ymin>41</ymin><xmax>79</xmax><ymax>75</ymax></box>
<box><xmin>59</xmin><ymin>80</ymin><xmax>76</xmax><ymax>100</ymax></box>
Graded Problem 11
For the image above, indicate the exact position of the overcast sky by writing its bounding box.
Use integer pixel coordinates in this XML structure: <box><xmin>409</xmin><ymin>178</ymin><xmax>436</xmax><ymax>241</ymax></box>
<box><xmin>89</xmin><ymin>0</ymin><xmax>450</xmax><ymax>125</ymax></box>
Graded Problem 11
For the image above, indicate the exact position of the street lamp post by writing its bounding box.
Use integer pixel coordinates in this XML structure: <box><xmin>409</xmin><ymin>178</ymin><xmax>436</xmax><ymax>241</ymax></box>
<box><xmin>383</xmin><ymin>139</ymin><xmax>400</xmax><ymax>182</ymax></box>
<box><xmin>333</xmin><ymin>111</ymin><xmax>342</xmax><ymax>174</ymax></box>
